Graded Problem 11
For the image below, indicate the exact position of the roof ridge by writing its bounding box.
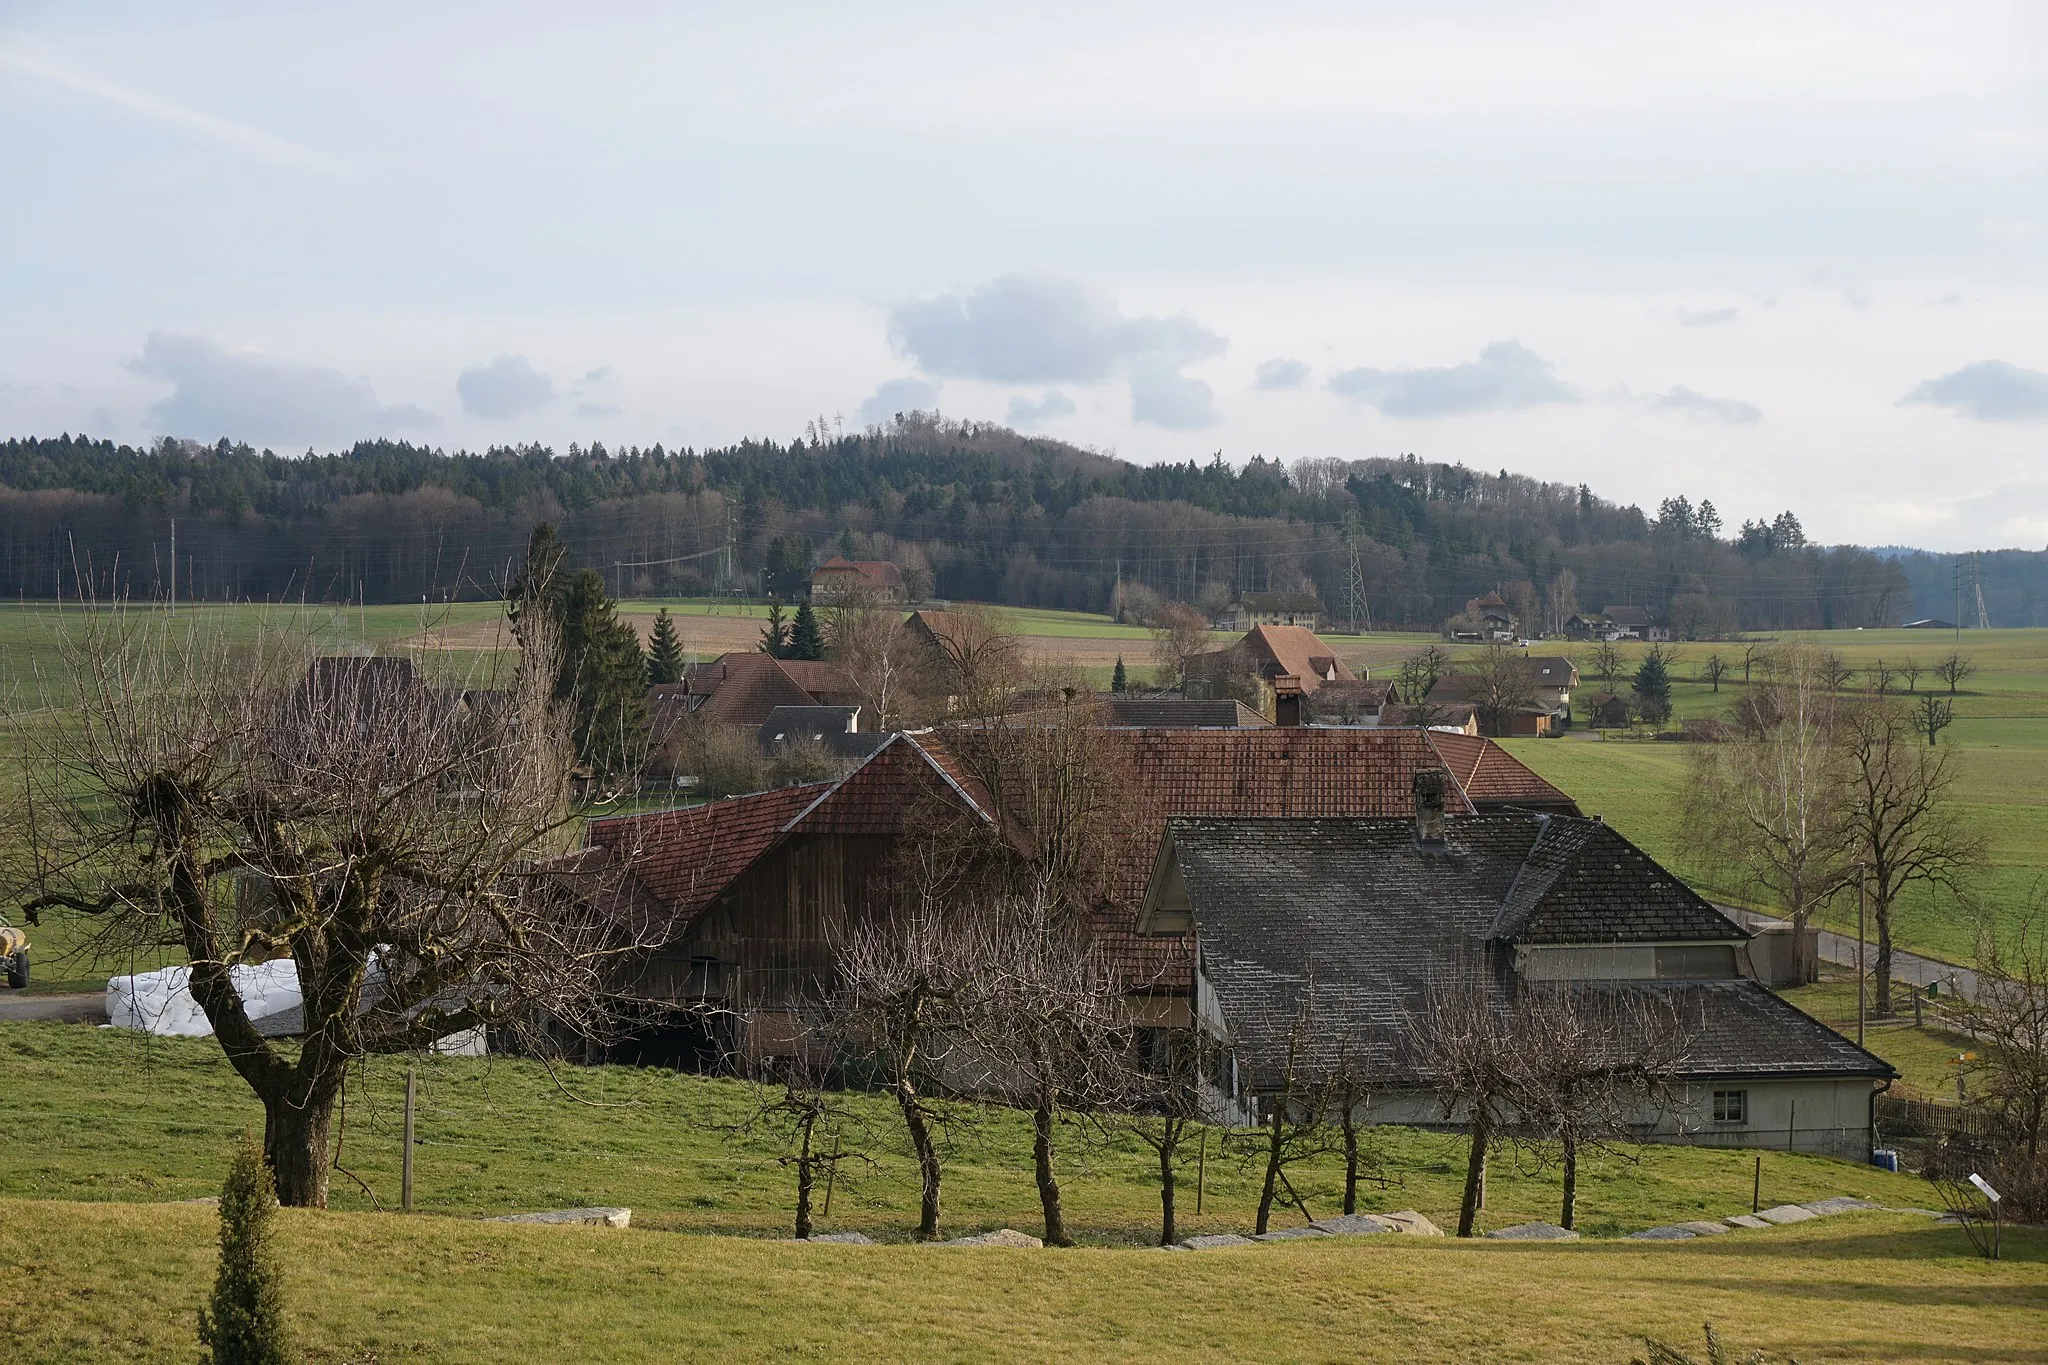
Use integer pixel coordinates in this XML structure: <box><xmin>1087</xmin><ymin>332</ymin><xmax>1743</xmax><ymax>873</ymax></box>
<box><xmin>1489</xmin><ymin>812</ymin><xmax>1554</xmax><ymax>938</ymax></box>
<box><xmin>1419</xmin><ymin>729</ymin><xmax>1479</xmax><ymax>813</ymax></box>
<box><xmin>781</xmin><ymin>732</ymin><xmax>907</xmax><ymax>833</ymax></box>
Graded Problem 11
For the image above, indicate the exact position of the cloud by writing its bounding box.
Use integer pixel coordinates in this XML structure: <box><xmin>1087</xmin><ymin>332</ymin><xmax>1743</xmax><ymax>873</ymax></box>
<box><xmin>0</xmin><ymin>45</ymin><xmax>337</xmax><ymax>172</ymax></box>
<box><xmin>857</xmin><ymin>376</ymin><xmax>942</xmax><ymax>427</ymax></box>
<box><xmin>1324</xmin><ymin>341</ymin><xmax>1578</xmax><ymax>419</ymax></box>
<box><xmin>887</xmin><ymin>271</ymin><xmax>1224</xmax><ymax>428</ymax></box>
<box><xmin>124</xmin><ymin>332</ymin><xmax>433</xmax><ymax>448</ymax></box>
<box><xmin>1900</xmin><ymin>360</ymin><xmax>2048</xmax><ymax>422</ymax></box>
<box><xmin>456</xmin><ymin>355</ymin><xmax>554</xmax><ymax>419</ymax></box>
<box><xmin>1641</xmin><ymin>385</ymin><xmax>1761</xmax><ymax>424</ymax></box>
<box><xmin>1006</xmin><ymin>391</ymin><xmax>1076</xmax><ymax>426</ymax></box>
<box><xmin>576</xmin><ymin>401</ymin><xmax>623</xmax><ymax>419</ymax></box>
<box><xmin>1253</xmin><ymin>357</ymin><xmax>1311</xmax><ymax>390</ymax></box>
<box><xmin>1680</xmin><ymin>307</ymin><xmax>1739</xmax><ymax>328</ymax></box>
<box><xmin>1129</xmin><ymin>365</ymin><xmax>1219</xmax><ymax>430</ymax></box>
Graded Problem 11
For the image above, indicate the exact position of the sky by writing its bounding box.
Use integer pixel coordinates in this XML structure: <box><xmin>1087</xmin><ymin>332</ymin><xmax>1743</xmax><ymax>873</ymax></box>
<box><xmin>3</xmin><ymin>1</ymin><xmax>2047</xmax><ymax>550</ymax></box>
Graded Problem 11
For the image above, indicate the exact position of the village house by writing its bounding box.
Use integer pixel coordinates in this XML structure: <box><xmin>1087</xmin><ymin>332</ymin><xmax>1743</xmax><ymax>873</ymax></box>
<box><xmin>1184</xmin><ymin>624</ymin><xmax>1356</xmax><ymax>701</ymax></box>
<box><xmin>808</xmin><ymin>556</ymin><xmax>907</xmax><ymax>604</ymax></box>
<box><xmin>575</xmin><ymin>726</ymin><xmax>1578</xmax><ymax>1060</ymax></box>
<box><xmin>1135</xmin><ymin>781</ymin><xmax>1895</xmax><ymax>1160</ymax></box>
<box><xmin>1569</xmin><ymin>604</ymin><xmax>1673</xmax><ymax>643</ymax></box>
<box><xmin>1212</xmin><ymin>590</ymin><xmax>1325</xmax><ymax>631</ymax></box>
<box><xmin>1448</xmin><ymin>591</ymin><xmax>1518</xmax><ymax>643</ymax></box>
<box><xmin>644</xmin><ymin>651</ymin><xmax>860</xmax><ymax>778</ymax></box>
<box><xmin>1421</xmin><ymin>654</ymin><xmax>1579</xmax><ymax>736</ymax></box>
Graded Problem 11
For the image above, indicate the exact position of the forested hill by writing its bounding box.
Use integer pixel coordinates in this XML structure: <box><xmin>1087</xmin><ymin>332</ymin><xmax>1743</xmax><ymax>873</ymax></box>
<box><xmin>0</xmin><ymin>416</ymin><xmax>2024</xmax><ymax>630</ymax></box>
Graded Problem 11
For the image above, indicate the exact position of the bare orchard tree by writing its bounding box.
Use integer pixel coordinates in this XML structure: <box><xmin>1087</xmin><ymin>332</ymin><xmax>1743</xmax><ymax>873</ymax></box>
<box><xmin>1915</xmin><ymin>692</ymin><xmax>1956</xmax><ymax>747</ymax></box>
<box><xmin>1327</xmin><ymin>1054</ymin><xmax>1390</xmax><ymax>1216</ymax></box>
<box><xmin>1467</xmin><ymin>642</ymin><xmax>1538</xmax><ymax>738</ymax></box>
<box><xmin>967</xmin><ymin>893</ymin><xmax>1132</xmax><ymax>1247</ymax></box>
<box><xmin>832</xmin><ymin>860</ymin><xmax>985</xmax><ymax>1241</ymax></box>
<box><xmin>1837</xmin><ymin>700</ymin><xmax>1983</xmax><ymax>1015</ymax></box>
<box><xmin>1899</xmin><ymin>658</ymin><xmax>1924</xmax><ymax>695</ymax></box>
<box><xmin>1510</xmin><ymin>986</ymin><xmax>1695</xmax><ymax>1231</ymax></box>
<box><xmin>908</xmin><ymin>604</ymin><xmax>1027</xmax><ymax>721</ymax></box>
<box><xmin>1935</xmin><ymin>651</ymin><xmax>1977</xmax><ymax>697</ymax></box>
<box><xmin>723</xmin><ymin>1002</ymin><xmax>874</xmax><ymax>1240</ymax></box>
<box><xmin>1248</xmin><ymin>986</ymin><xmax>1342</xmax><ymax>1235</ymax></box>
<box><xmin>1682</xmin><ymin>646</ymin><xmax>1855</xmax><ymax>983</ymax></box>
<box><xmin>1396</xmin><ymin>644</ymin><xmax>1451</xmax><ymax>706</ymax></box>
<box><xmin>2</xmin><ymin>605</ymin><xmax>657</xmax><ymax>1206</ymax></box>
<box><xmin>1867</xmin><ymin>658</ymin><xmax>1897</xmax><ymax>697</ymax></box>
<box><xmin>1700</xmin><ymin>654</ymin><xmax>1728</xmax><ymax>693</ymax></box>
<box><xmin>1414</xmin><ymin>959</ymin><xmax>1520</xmax><ymax>1237</ymax></box>
<box><xmin>1111</xmin><ymin>1028</ymin><xmax>1210</xmax><ymax>1246</ymax></box>
<box><xmin>1589</xmin><ymin>639</ymin><xmax>1626</xmax><ymax>692</ymax></box>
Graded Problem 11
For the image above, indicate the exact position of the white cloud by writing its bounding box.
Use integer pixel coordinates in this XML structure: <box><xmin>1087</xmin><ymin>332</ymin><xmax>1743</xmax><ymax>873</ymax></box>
<box><xmin>1644</xmin><ymin>385</ymin><xmax>1762</xmax><ymax>424</ymax></box>
<box><xmin>1680</xmin><ymin>307</ymin><xmax>1740</xmax><ymax>328</ymax></box>
<box><xmin>1325</xmin><ymin>341</ymin><xmax>1578</xmax><ymax>419</ymax></box>
<box><xmin>857</xmin><ymin>376</ymin><xmax>942</xmax><ymax>427</ymax></box>
<box><xmin>1006</xmin><ymin>391</ymin><xmax>1076</xmax><ymax>426</ymax></box>
<box><xmin>456</xmin><ymin>355</ymin><xmax>554</xmax><ymax>419</ymax></box>
<box><xmin>887</xmin><ymin>272</ymin><xmax>1224</xmax><ymax>428</ymax></box>
<box><xmin>1253</xmin><ymin>357</ymin><xmax>1310</xmax><ymax>390</ymax></box>
<box><xmin>1901</xmin><ymin>360</ymin><xmax>2048</xmax><ymax>422</ymax></box>
<box><xmin>124</xmin><ymin>332</ymin><xmax>433</xmax><ymax>448</ymax></box>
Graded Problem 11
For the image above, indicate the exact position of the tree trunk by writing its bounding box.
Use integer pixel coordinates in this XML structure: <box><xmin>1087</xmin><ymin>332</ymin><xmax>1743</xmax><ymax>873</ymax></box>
<box><xmin>263</xmin><ymin>1091</ymin><xmax>337</xmax><ymax>1209</ymax></box>
<box><xmin>1874</xmin><ymin>899</ymin><xmax>1895</xmax><ymax>1017</ymax></box>
<box><xmin>1560</xmin><ymin>1129</ymin><xmax>1578</xmax><ymax>1231</ymax></box>
<box><xmin>795</xmin><ymin>1122</ymin><xmax>816</xmax><ymax>1240</ymax></box>
<box><xmin>1256</xmin><ymin>1106</ymin><xmax>1284</xmax><ymax>1235</ymax></box>
<box><xmin>1457</xmin><ymin>1114</ymin><xmax>1490</xmax><ymax>1238</ymax></box>
<box><xmin>1157</xmin><ymin>1124</ymin><xmax>1178</xmax><ymax>1247</ymax></box>
<box><xmin>1342</xmin><ymin>1113</ymin><xmax>1359</xmax><ymax>1216</ymax></box>
<box><xmin>1032</xmin><ymin>1097</ymin><xmax>1071</xmax><ymax>1247</ymax></box>
<box><xmin>895</xmin><ymin>1078</ymin><xmax>942</xmax><ymax>1240</ymax></box>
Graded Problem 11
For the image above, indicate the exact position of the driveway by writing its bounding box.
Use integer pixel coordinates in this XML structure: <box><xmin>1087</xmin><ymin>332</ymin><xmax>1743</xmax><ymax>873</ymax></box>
<box><xmin>1722</xmin><ymin>906</ymin><xmax>1978</xmax><ymax>999</ymax></box>
<box><xmin>0</xmin><ymin>992</ymin><xmax>108</xmax><ymax>1024</ymax></box>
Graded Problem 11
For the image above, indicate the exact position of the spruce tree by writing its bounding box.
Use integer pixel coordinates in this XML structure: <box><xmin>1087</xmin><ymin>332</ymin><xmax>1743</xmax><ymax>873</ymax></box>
<box><xmin>646</xmin><ymin>608</ymin><xmax>686</xmax><ymax>685</ymax></box>
<box><xmin>198</xmin><ymin>1132</ymin><xmax>293</xmax><ymax>1365</ymax></box>
<box><xmin>759</xmin><ymin>599</ymin><xmax>789</xmax><ymax>658</ymax></box>
<box><xmin>508</xmin><ymin>527</ymin><xmax>648</xmax><ymax>776</ymax></box>
<box><xmin>1112</xmin><ymin>656</ymin><xmax>1127</xmax><ymax>693</ymax></box>
<box><xmin>789</xmin><ymin>602</ymin><xmax>826</xmax><ymax>661</ymax></box>
<box><xmin>1633</xmin><ymin>649</ymin><xmax>1673</xmax><ymax>725</ymax></box>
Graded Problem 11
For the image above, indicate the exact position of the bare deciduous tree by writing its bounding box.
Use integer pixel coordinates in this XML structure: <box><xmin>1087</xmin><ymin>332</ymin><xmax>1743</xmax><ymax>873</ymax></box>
<box><xmin>1915</xmin><ymin>693</ymin><xmax>1956</xmax><ymax>746</ymax></box>
<box><xmin>1247</xmin><ymin>995</ymin><xmax>1341</xmax><ymax>1235</ymax></box>
<box><xmin>1511</xmin><ymin>987</ymin><xmax>1693</xmax><ymax>1230</ymax></box>
<box><xmin>824</xmin><ymin>590</ymin><xmax>910</xmax><ymax>730</ymax></box>
<box><xmin>724</xmin><ymin>1004</ymin><xmax>873</xmax><ymax>1240</ymax></box>
<box><xmin>1867</xmin><ymin>658</ymin><xmax>1897</xmax><ymax>696</ymax></box>
<box><xmin>1838</xmin><ymin>700</ymin><xmax>1983</xmax><ymax>1014</ymax></box>
<box><xmin>1684</xmin><ymin>646</ymin><xmax>1855</xmax><ymax>983</ymax></box>
<box><xmin>1467</xmin><ymin>643</ymin><xmax>1539</xmax><ymax>738</ymax></box>
<box><xmin>910</xmin><ymin>605</ymin><xmax>1027</xmax><ymax>721</ymax></box>
<box><xmin>1935</xmin><ymin>652</ymin><xmax>1977</xmax><ymax>696</ymax></box>
<box><xmin>1149</xmin><ymin>601</ymin><xmax>1213</xmax><ymax>690</ymax></box>
<box><xmin>1817</xmin><ymin>651</ymin><xmax>1856</xmax><ymax>692</ymax></box>
<box><xmin>1701</xmin><ymin>654</ymin><xmax>1728</xmax><ymax>693</ymax></box>
<box><xmin>1112</xmin><ymin>1029</ymin><xmax>1209</xmax><ymax>1246</ymax></box>
<box><xmin>1415</xmin><ymin>961</ymin><xmax>1518</xmax><ymax>1238</ymax></box>
<box><xmin>1395</xmin><ymin>644</ymin><xmax>1451</xmax><ymax>706</ymax></box>
<box><xmin>4</xmin><ymin>604</ymin><xmax>657</xmax><ymax>1206</ymax></box>
<box><xmin>1899</xmin><ymin>658</ymin><xmax>1924</xmax><ymax>695</ymax></box>
<box><xmin>1953</xmin><ymin>900</ymin><xmax>2048</xmax><ymax>1174</ymax></box>
<box><xmin>1589</xmin><ymin>640</ymin><xmax>1626</xmax><ymax>691</ymax></box>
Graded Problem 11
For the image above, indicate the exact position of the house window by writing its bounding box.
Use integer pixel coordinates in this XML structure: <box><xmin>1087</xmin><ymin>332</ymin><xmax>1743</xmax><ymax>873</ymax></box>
<box><xmin>1712</xmin><ymin>1089</ymin><xmax>1747</xmax><ymax>1123</ymax></box>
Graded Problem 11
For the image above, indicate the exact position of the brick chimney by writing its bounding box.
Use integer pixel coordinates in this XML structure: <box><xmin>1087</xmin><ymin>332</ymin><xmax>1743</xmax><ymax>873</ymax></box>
<box><xmin>1413</xmin><ymin>768</ymin><xmax>1447</xmax><ymax>845</ymax></box>
<box><xmin>1273</xmin><ymin>674</ymin><xmax>1304</xmax><ymax>727</ymax></box>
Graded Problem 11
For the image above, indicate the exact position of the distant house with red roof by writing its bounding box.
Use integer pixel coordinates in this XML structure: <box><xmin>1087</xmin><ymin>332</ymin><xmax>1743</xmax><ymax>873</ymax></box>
<box><xmin>644</xmin><ymin>650</ymin><xmax>859</xmax><ymax>776</ymax></box>
<box><xmin>1184</xmin><ymin>624</ymin><xmax>1356</xmax><ymax>701</ymax></box>
<box><xmin>809</xmin><ymin>556</ymin><xmax>906</xmax><ymax>604</ymax></box>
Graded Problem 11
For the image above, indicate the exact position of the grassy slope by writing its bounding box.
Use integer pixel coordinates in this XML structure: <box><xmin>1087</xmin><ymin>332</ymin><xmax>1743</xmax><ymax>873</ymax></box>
<box><xmin>1504</xmin><ymin>627</ymin><xmax>2048</xmax><ymax>965</ymax></box>
<box><xmin>0</xmin><ymin>1022</ymin><xmax>1932</xmax><ymax>1243</ymax></box>
<box><xmin>7</xmin><ymin>1199</ymin><xmax>2042</xmax><ymax>1365</ymax></box>
<box><xmin>1777</xmin><ymin>974</ymin><xmax>1978</xmax><ymax>1102</ymax></box>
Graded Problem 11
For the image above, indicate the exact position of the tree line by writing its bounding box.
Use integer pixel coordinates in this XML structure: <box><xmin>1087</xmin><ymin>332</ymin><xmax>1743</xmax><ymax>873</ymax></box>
<box><xmin>0</xmin><ymin>415</ymin><xmax>1975</xmax><ymax>630</ymax></box>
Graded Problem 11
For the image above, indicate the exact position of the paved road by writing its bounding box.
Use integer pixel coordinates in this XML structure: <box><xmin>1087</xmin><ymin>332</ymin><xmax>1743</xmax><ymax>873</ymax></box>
<box><xmin>0</xmin><ymin>991</ymin><xmax>107</xmax><ymax>1023</ymax></box>
<box><xmin>1723</xmin><ymin>907</ymin><xmax>1978</xmax><ymax>1000</ymax></box>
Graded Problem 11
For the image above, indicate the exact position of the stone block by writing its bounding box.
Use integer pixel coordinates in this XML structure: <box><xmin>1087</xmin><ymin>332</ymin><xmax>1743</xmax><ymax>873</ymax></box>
<box><xmin>1310</xmin><ymin>1214</ymin><xmax>1394</xmax><ymax>1237</ymax></box>
<box><xmin>1756</xmin><ymin>1204</ymin><xmax>1818</xmax><ymax>1225</ymax></box>
<box><xmin>491</xmin><ymin>1207</ymin><xmax>631</xmax><ymax>1228</ymax></box>
<box><xmin>1723</xmin><ymin>1214</ymin><xmax>1771</xmax><ymax>1229</ymax></box>
<box><xmin>1801</xmin><ymin>1196</ymin><xmax>1877</xmax><ymax>1216</ymax></box>
<box><xmin>1628</xmin><ymin>1225</ymin><xmax>1697</xmax><ymax>1240</ymax></box>
<box><xmin>799</xmin><ymin>1231</ymin><xmax>876</xmax><ymax>1244</ymax></box>
<box><xmin>932</xmin><ymin>1228</ymin><xmax>1042</xmax><ymax>1248</ymax></box>
<box><xmin>1674</xmin><ymin>1221</ymin><xmax>1732</xmax><ymax>1236</ymax></box>
<box><xmin>1182</xmin><ymin>1233</ymin><xmax>1256</xmax><ymax>1250</ymax></box>
<box><xmin>1379</xmin><ymin>1209</ymin><xmax>1445</xmax><ymax>1237</ymax></box>
<box><xmin>1251</xmin><ymin>1226</ymin><xmax>1331</xmax><ymax>1241</ymax></box>
<box><xmin>1488</xmin><ymin>1221</ymin><xmax>1579</xmax><ymax>1241</ymax></box>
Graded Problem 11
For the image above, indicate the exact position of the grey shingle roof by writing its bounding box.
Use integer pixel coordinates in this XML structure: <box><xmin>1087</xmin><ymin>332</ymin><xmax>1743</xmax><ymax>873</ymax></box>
<box><xmin>1104</xmin><ymin>698</ymin><xmax>1270</xmax><ymax>728</ymax></box>
<box><xmin>1163</xmin><ymin>816</ymin><xmax>1888</xmax><ymax>1089</ymax></box>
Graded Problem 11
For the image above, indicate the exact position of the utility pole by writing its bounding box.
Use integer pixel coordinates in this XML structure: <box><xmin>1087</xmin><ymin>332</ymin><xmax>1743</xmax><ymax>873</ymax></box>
<box><xmin>1346</xmin><ymin>539</ymin><xmax>1368</xmax><ymax>635</ymax></box>
<box><xmin>168</xmin><ymin>517</ymin><xmax>176</xmax><ymax>616</ymax></box>
<box><xmin>402</xmin><ymin>1065</ymin><xmax>416</xmax><ymax>1213</ymax></box>
<box><xmin>1953</xmin><ymin>557</ymin><xmax>1963</xmax><ymax>646</ymax></box>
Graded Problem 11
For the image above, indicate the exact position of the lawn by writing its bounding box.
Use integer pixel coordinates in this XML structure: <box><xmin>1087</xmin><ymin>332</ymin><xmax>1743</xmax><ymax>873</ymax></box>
<box><xmin>1503</xmin><ymin>626</ymin><xmax>2048</xmax><ymax>965</ymax></box>
<box><xmin>0</xmin><ymin>1021</ymin><xmax>1932</xmax><ymax>1244</ymax></box>
<box><xmin>6</xmin><ymin>1199</ymin><xmax>2042</xmax><ymax>1365</ymax></box>
<box><xmin>1777</xmin><ymin>973</ymin><xmax>1978</xmax><ymax>1102</ymax></box>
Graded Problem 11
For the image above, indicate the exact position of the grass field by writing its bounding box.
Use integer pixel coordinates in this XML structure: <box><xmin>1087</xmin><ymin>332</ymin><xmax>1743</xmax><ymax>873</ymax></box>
<box><xmin>0</xmin><ymin>1021</ymin><xmax>1928</xmax><ymax>1243</ymax></box>
<box><xmin>6</xmin><ymin>1198</ymin><xmax>2041</xmax><ymax>1364</ymax></box>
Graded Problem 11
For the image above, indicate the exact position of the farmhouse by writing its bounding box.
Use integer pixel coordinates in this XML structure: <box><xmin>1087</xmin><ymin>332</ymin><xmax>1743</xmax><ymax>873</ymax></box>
<box><xmin>1214</xmin><ymin>590</ymin><xmax>1325</xmax><ymax>631</ymax></box>
<box><xmin>1185</xmin><ymin>624</ymin><xmax>1356</xmax><ymax>700</ymax></box>
<box><xmin>578</xmin><ymin>726</ymin><xmax>1577</xmax><ymax>1056</ymax></box>
<box><xmin>809</xmin><ymin>556</ymin><xmax>906</xmax><ymax>604</ymax></box>
<box><xmin>1136</xmin><ymin>783</ymin><xmax>1895</xmax><ymax>1160</ymax></box>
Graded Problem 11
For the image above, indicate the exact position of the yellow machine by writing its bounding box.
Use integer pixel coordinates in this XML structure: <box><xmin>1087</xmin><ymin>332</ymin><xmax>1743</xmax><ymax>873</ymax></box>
<box><xmin>0</xmin><ymin>923</ymin><xmax>27</xmax><ymax>989</ymax></box>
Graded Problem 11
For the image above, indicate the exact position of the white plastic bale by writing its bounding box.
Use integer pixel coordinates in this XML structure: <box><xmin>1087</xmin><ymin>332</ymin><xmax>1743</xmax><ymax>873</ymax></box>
<box><xmin>104</xmin><ymin>960</ymin><xmax>304</xmax><ymax>1037</ymax></box>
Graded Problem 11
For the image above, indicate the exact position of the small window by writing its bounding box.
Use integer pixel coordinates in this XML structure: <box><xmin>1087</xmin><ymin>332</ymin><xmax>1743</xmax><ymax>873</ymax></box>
<box><xmin>1712</xmin><ymin>1089</ymin><xmax>1747</xmax><ymax>1123</ymax></box>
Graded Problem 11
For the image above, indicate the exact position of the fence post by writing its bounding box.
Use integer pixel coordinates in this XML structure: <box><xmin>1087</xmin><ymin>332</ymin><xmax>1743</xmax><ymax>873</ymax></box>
<box><xmin>1196</xmin><ymin>1128</ymin><xmax>1208</xmax><ymax>1215</ymax></box>
<box><xmin>402</xmin><ymin>1065</ymin><xmax>416</xmax><ymax>1214</ymax></box>
<box><xmin>1753</xmin><ymin>1154</ymin><xmax>1761</xmax><ymax>1214</ymax></box>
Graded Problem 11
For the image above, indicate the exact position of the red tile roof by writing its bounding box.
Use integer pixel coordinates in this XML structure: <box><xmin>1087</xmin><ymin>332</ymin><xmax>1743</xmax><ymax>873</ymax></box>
<box><xmin>584</xmin><ymin>783</ymin><xmax>830</xmax><ymax>923</ymax></box>
<box><xmin>812</xmin><ymin>557</ymin><xmax>904</xmax><ymax>588</ymax></box>
<box><xmin>691</xmin><ymin>652</ymin><xmax>824</xmax><ymax>728</ymax></box>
